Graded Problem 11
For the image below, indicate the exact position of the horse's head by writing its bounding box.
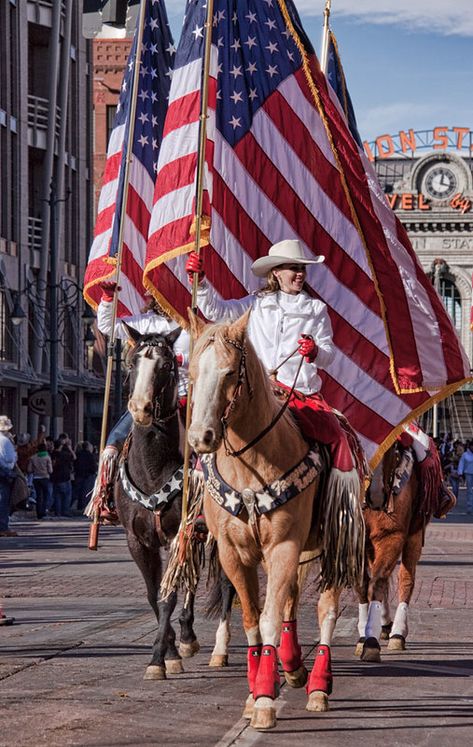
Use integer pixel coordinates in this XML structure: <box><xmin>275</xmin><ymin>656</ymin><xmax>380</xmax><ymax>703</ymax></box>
<box><xmin>125</xmin><ymin>324</ymin><xmax>180</xmax><ymax>427</ymax></box>
<box><xmin>187</xmin><ymin>309</ymin><xmax>251</xmax><ymax>453</ymax></box>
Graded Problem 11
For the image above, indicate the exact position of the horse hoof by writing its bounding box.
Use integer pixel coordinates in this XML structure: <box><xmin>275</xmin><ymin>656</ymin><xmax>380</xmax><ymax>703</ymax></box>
<box><xmin>354</xmin><ymin>637</ymin><xmax>365</xmax><ymax>657</ymax></box>
<box><xmin>165</xmin><ymin>658</ymin><xmax>184</xmax><ymax>674</ymax></box>
<box><xmin>179</xmin><ymin>640</ymin><xmax>200</xmax><ymax>658</ymax></box>
<box><xmin>251</xmin><ymin>699</ymin><xmax>276</xmax><ymax>730</ymax></box>
<box><xmin>242</xmin><ymin>694</ymin><xmax>255</xmax><ymax>720</ymax></box>
<box><xmin>209</xmin><ymin>654</ymin><xmax>229</xmax><ymax>668</ymax></box>
<box><xmin>387</xmin><ymin>634</ymin><xmax>406</xmax><ymax>651</ymax></box>
<box><xmin>361</xmin><ymin>637</ymin><xmax>381</xmax><ymax>663</ymax></box>
<box><xmin>144</xmin><ymin>665</ymin><xmax>166</xmax><ymax>680</ymax></box>
<box><xmin>306</xmin><ymin>690</ymin><xmax>329</xmax><ymax>712</ymax></box>
<box><xmin>380</xmin><ymin>623</ymin><xmax>393</xmax><ymax>641</ymax></box>
<box><xmin>284</xmin><ymin>664</ymin><xmax>308</xmax><ymax>689</ymax></box>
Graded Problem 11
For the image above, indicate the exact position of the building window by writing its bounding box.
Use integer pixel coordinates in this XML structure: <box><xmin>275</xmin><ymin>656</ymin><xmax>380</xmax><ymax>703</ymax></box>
<box><xmin>0</xmin><ymin>291</ymin><xmax>14</xmax><ymax>362</ymax></box>
<box><xmin>106</xmin><ymin>104</ymin><xmax>117</xmax><ymax>148</ymax></box>
<box><xmin>440</xmin><ymin>278</ymin><xmax>462</xmax><ymax>334</ymax></box>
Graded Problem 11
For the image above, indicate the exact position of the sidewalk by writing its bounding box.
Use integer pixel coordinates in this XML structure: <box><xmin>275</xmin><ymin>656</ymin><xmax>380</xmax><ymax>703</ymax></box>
<box><xmin>1</xmin><ymin>492</ymin><xmax>473</xmax><ymax>746</ymax></box>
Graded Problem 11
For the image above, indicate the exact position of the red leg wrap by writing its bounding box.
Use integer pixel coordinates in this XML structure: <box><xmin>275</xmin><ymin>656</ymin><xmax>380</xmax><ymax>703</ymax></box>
<box><xmin>253</xmin><ymin>645</ymin><xmax>280</xmax><ymax>700</ymax></box>
<box><xmin>278</xmin><ymin>619</ymin><xmax>303</xmax><ymax>673</ymax></box>
<box><xmin>306</xmin><ymin>644</ymin><xmax>333</xmax><ymax>695</ymax></box>
<box><xmin>247</xmin><ymin>645</ymin><xmax>262</xmax><ymax>694</ymax></box>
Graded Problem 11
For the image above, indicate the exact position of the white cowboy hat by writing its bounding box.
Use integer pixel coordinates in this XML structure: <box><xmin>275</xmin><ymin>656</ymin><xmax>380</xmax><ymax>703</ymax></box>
<box><xmin>0</xmin><ymin>416</ymin><xmax>13</xmax><ymax>432</ymax></box>
<box><xmin>251</xmin><ymin>239</ymin><xmax>325</xmax><ymax>277</ymax></box>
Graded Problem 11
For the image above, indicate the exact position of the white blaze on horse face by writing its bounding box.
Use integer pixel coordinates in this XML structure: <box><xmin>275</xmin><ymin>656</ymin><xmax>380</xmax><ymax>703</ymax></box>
<box><xmin>190</xmin><ymin>345</ymin><xmax>228</xmax><ymax>450</ymax></box>
<box><xmin>128</xmin><ymin>350</ymin><xmax>158</xmax><ymax>421</ymax></box>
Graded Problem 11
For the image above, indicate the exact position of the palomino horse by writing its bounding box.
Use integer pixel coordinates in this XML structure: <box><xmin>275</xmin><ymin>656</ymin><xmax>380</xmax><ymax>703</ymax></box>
<box><xmin>188</xmin><ymin>310</ymin><xmax>364</xmax><ymax>730</ymax></box>
<box><xmin>355</xmin><ymin>441</ymin><xmax>427</xmax><ymax>662</ymax></box>
<box><xmin>115</xmin><ymin>326</ymin><xmax>200</xmax><ymax>680</ymax></box>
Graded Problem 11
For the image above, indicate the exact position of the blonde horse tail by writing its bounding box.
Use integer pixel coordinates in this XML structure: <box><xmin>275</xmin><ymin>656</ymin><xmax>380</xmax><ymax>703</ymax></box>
<box><xmin>319</xmin><ymin>467</ymin><xmax>365</xmax><ymax>591</ymax></box>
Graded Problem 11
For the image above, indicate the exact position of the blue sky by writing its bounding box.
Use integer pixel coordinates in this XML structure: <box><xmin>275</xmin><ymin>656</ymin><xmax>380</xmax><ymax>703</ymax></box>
<box><xmin>165</xmin><ymin>0</ymin><xmax>473</xmax><ymax>143</ymax></box>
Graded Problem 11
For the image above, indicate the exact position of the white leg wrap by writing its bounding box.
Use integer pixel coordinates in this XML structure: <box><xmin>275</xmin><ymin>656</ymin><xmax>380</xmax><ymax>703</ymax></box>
<box><xmin>358</xmin><ymin>603</ymin><xmax>368</xmax><ymax>637</ymax></box>
<box><xmin>365</xmin><ymin>601</ymin><xmax>383</xmax><ymax>641</ymax></box>
<box><xmin>391</xmin><ymin>602</ymin><xmax>409</xmax><ymax>638</ymax></box>
<box><xmin>381</xmin><ymin>599</ymin><xmax>391</xmax><ymax>627</ymax></box>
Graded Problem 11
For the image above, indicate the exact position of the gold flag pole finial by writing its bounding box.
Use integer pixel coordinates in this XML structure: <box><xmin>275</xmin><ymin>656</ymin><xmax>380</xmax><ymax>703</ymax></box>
<box><xmin>320</xmin><ymin>0</ymin><xmax>332</xmax><ymax>74</ymax></box>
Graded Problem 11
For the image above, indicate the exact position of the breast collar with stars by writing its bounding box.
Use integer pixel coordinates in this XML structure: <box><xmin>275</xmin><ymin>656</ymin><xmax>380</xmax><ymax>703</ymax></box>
<box><xmin>200</xmin><ymin>447</ymin><xmax>323</xmax><ymax>518</ymax></box>
<box><xmin>119</xmin><ymin>458</ymin><xmax>184</xmax><ymax>513</ymax></box>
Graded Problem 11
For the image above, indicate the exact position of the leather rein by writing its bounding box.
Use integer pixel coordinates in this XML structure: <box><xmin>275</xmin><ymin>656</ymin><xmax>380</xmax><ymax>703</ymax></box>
<box><xmin>218</xmin><ymin>336</ymin><xmax>303</xmax><ymax>458</ymax></box>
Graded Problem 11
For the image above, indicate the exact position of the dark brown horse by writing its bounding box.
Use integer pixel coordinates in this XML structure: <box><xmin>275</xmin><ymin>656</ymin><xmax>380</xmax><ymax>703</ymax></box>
<box><xmin>356</xmin><ymin>441</ymin><xmax>427</xmax><ymax>662</ymax></box>
<box><xmin>115</xmin><ymin>326</ymin><xmax>200</xmax><ymax>680</ymax></box>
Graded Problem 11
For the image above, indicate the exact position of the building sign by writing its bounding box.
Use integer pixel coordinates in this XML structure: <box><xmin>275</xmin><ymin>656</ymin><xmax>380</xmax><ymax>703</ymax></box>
<box><xmin>386</xmin><ymin>193</ymin><xmax>431</xmax><ymax>211</ymax></box>
<box><xmin>364</xmin><ymin>127</ymin><xmax>472</xmax><ymax>162</ymax></box>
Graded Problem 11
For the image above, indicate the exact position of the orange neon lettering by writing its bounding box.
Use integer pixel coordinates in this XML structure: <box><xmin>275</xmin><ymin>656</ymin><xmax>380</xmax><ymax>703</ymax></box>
<box><xmin>363</xmin><ymin>141</ymin><xmax>375</xmax><ymax>161</ymax></box>
<box><xmin>399</xmin><ymin>129</ymin><xmax>417</xmax><ymax>154</ymax></box>
<box><xmin>418</xmin><ymin>194</ymin><xmax>431</xmax><ymax>211</ymax></box>
<box><xmin>433</xmin><ymin>126</ymin><xmax>449</xmax><ymax>149</ymax></box>
<box><xmin>453</xmin><ymin>127</ymin><xmax>470</xmax><ymax>150</ymax></box>
<box><xmin>376</xmin><ymin>134</ymin><xmax>395</xmax><ymax>158</ymax></box>
<box><xmin>386</xmin><ymin>194</ymin><xmax>397</xmax><ymax>209</ymax></box>
<box><xmin>401</xmin><ymin>193</ymin><xmax>414</xmax><ymax>210</ymax></box>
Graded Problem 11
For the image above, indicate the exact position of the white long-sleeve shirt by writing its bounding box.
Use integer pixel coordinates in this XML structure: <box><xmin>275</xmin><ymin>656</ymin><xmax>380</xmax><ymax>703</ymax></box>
<box><xmin>196</xmin><ymin>282</ymin><xmax>335</xmax><ymax>395</ymax></box>
<box><xmin>97</xmin><ymin>300</ymin><xmax>190</xmax><ymax>397</ymax></box>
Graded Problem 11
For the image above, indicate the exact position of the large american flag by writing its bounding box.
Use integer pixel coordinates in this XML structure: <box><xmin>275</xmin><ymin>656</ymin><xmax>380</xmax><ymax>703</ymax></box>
<box><xmin>144</xmin><ymin>0</ymin><xmax>471</xmax><ymax>466</ymax></box>
<box><xmin>84</xmin><ymin>0</ymin><xmax>175</xmax><ymax>317</ymax></box>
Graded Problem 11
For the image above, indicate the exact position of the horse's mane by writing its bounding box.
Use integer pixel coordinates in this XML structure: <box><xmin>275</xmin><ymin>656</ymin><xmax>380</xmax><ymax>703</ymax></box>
<box><xmin>195</xmin><ymin>321</ymin><xmax>299</xmax><ymax>434</ymax></box>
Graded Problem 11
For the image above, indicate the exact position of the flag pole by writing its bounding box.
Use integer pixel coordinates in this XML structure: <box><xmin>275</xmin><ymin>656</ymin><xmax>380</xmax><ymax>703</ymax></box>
<box><xmin>88</xmin><ymin>0</ymin><xmax>148</xmax><ymax>550</ymax></box>
<box><xmin>320</xmin><ymin>0</ymin><xmax>332</xmax><ymax>74</ymax></box>
<box><xmin>179</xmin><ymin>0</ymin><xmax>215</xmax><ymax>540</ymax></box>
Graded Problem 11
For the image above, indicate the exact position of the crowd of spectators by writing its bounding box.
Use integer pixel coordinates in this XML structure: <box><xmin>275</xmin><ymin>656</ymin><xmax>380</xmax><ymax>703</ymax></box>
<box><xmin>0</xmin><ymin>415</ymin><xmax>98</xmax><ymax>536</ymax></box>
<box><xmin>437</xmin><ymin>433</ymin><xmax>473</xmax><ymax>514</ymax></box>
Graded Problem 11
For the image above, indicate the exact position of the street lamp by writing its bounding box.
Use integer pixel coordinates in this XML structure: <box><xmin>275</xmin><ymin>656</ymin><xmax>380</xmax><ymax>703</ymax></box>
<box><xmin>11</xmin><ymin>277</ymin><xmax>95</xmax><ymax>438</ymax></box>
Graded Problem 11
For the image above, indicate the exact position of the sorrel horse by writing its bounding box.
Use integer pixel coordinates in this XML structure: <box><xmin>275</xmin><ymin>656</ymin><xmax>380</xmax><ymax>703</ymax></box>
<box><xmin>355</xmin><ymin>441</ymin><xmax>427</xmax><ymax>662</ymax></box>
<box><xmin>115</xmin><ymin>326</ymin><xmax>200</xmax><ymax>680</ymax></box>
<box><xmin>188</xmin><ymin>310</ymin><xmax>364</xmax><ymax>730</ymax></box>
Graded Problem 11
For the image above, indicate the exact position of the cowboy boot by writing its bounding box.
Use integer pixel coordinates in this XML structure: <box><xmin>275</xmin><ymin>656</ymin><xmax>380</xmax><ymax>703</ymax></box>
<box><xmin>86</xmin><ymin>446</ymin><xmax>120</xmax><ymax>525</ymax></box>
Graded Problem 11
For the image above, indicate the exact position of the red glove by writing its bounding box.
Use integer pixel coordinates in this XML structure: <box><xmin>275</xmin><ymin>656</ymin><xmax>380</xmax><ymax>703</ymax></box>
<box><xmin>175</xmin><ymin>353</ymin><xmax>184</xmax><ymax>367</ymax></box>
<box><xmin>298</xmin><ymin>335</ymin><xmax>318</xmax><ymax>363</ymax></box>
<box><xmin>99</xmin><ymin>280</ymin><xmax>120</xmax><ymax>302</ymax></box>
<box><xmin>185</xmin><ymin>252</ymin><xmax>204</xmax><ymax>285</ymax></box>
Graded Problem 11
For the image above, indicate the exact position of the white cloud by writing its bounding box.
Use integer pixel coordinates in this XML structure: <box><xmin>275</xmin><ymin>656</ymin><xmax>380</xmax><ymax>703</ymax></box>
<box><xmin>165</xmin><ymin>1</ymin><xmax>473</xmax><ymax>36</ymax></box>
<box><xmin>296</xmin><ymin>0</ymin><xmax>473</xmax><ymax>37</ymax></box>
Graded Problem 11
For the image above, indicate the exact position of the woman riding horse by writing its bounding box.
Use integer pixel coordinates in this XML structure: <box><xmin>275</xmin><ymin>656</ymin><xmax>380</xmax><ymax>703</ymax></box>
<box><xmin>186</xmin><ymin>239</ymin><xmax>361</xmax><ymax>492</ymax></box>
<box><xmin>89</xmin><ymin>284</ymin><xmax>190</xmax><ymax>523</ymax></box>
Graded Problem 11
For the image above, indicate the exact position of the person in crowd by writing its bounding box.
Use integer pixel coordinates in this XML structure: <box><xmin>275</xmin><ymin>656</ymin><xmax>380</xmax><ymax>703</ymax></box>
<box><xmin>89</xmin><ymin>282</ymin><xmax>190</xmax><ymax>523</ymax></box>
<box><xmin>51</xmin><ymin>434</ymin><xmax>76</xmax><ymax>517</ymax></box>
<box><xmin>458</xmin><ymin>441</ymin><xmax>473</xmax><ymax>514</ymax></box>
<box><xmin>445</xmin><ymin>440</ymin><xmax>465</xmax><ymax>501</ymax></box>
<box><xmin>0</xmin><ymin>415</ymin><xmax>18</xmax><ymax>537</ymax></box>
<box><xmin>73</xmin><ymin>441</ymin><xmax>97</xmax><ymax>512</ymax></box>
<box><xmin>28</xmin><ymin>445</ymin><xmax>53</xmax><ymax>520</ymax></box>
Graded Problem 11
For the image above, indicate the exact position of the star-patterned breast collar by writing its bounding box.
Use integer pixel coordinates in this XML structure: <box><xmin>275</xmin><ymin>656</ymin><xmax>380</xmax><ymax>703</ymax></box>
<box><xmin>200</xmin><ymin>448</ymin><xmax>322</xmax><ymax>518</ymax></box>
<box><xmin>119</xmin><ymin>459</ymin><xmax>184</xmax><ymax>513</ymax></box>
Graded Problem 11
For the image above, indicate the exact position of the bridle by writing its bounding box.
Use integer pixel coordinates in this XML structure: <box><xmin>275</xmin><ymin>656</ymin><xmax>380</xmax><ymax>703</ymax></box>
<box><xmin>213</xmin><ymin>335</ymin><xmax>303</xmax><ymax>458</ymax></box>
<box><xmin>127</xmin><ymin>339</ymin><xmax>179</xmax><ymax>425</ymax></box>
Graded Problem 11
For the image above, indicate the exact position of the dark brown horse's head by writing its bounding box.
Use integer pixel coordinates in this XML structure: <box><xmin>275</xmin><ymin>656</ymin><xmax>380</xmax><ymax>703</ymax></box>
<box><xmin>125</xmin><ymin>324</ymin><xmax>180</xmax><ymax>427</ymax></box>
<box><xmin>187</xmin><ymin>309</ymin><xmax>253</xmax><ymax>453</ymax></box>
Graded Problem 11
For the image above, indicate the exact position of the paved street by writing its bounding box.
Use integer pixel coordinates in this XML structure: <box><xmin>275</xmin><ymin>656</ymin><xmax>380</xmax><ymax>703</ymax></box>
<box><xmin>1</xmin><ymin>492</ymin><xmax>473</xmax><ymax>747</ymax></box>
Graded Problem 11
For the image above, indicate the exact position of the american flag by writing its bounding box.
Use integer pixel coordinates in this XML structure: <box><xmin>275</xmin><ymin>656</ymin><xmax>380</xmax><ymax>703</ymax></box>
<box><xmin>84</xmin><ymin>0</ymin><xmax>175</xmax><ymax>317</ymax></box>
<box><xmin>326</xmin><ymin>30</ymin><xmax>362</xmax><ymax>148</ymax></box>
<box><xmin>144</xmin><ymin>0</ymin><xmax>471</xmax><ymax>466</ymax></box>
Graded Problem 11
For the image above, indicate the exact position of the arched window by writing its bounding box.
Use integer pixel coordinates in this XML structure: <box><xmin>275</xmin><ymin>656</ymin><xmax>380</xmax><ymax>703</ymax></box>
<box><xmin>439</xmin><ymin>278</ymin><xmax>462</xmax><ymax>333</ymax></box>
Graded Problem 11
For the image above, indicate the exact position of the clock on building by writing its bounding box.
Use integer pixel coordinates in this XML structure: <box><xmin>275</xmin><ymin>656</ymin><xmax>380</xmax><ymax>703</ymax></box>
<box><xmin>422</xmin><ymin>164</ymin><xmax>458</xmax><ymax>199</ymax></box>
